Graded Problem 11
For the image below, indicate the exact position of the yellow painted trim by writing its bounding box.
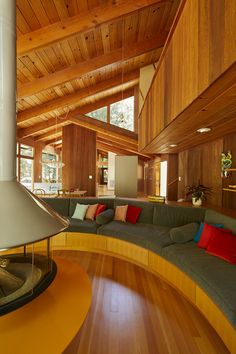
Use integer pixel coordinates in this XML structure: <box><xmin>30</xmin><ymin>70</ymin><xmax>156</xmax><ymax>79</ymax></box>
<box><xmin>46</xmin><ymin>232</ymin><xmax>236</xmax><ymax>354</ymax></box>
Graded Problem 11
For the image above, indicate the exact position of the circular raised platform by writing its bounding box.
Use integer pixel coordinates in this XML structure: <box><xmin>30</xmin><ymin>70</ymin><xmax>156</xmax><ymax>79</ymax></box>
<box><xmin>0</xmin><ymin>256</ymin><xmax>92</xmax><ymax>354</ymax></box>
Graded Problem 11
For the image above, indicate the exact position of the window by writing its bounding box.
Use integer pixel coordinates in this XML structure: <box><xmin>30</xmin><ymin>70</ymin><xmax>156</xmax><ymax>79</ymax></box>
<box><xmin>41</xmin><ymin>152</ymin><xmax>58</xmax><ymax>183</ymax></box>
<box><xmin>110</xmin><ymin>97</ymin><xmax>134</xmax><ymax>131</ymax></box>
<box><xmin>17</xmin><ymin>144</ymin><xmax>34</xmax><ymax>191</ymax></box>
<box><xmin>86</xmin><ymin>106</ymin><xmax>107</xmax><ymax>122</ymax></box>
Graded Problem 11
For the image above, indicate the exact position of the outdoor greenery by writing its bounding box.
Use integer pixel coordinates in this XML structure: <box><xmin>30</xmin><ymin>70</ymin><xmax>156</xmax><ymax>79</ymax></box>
<box><xmin>110</xmin><ymin>96</ymin><xmax>134</xmax><ymax>131</ymax></box>
<box><xmin>86</xmin><ymin>106</ymin><xmax>107</xmax><ymax>122</ymax></box>
<box><xmin>86</xmin><ymin>96</ymin><xmax>134</xmax><ymax>131</ymax></box>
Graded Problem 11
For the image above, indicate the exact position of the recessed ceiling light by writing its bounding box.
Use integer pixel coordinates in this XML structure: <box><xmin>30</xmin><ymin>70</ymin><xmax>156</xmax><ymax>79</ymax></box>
<box><xmin>169</xmin><ymin>144</ymin><xmax>177</xmax><ymax>147</ymax></box>
<box><xmin>197</xmin><ymin>127</ymin><xmax>211</xmax><ymax>133</ymax></box>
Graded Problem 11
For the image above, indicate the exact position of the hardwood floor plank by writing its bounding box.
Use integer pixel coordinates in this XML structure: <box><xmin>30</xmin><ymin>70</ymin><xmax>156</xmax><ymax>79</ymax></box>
<box><xmin>58</xmin><ymin>251</ymin><xmax>229</xmax><ymax>354</ymax></box>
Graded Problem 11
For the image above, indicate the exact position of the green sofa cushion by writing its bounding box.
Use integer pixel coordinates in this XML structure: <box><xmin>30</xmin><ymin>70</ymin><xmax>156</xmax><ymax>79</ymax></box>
<box><xmin>153</xmin><ymin>204</ymin><xmax>205</xmax><ymax>227</ymax></box>
<box><xmin>170</xmin><ymin>223</ymin><xmax>199</xmax><ymax>243</ymax></box>
<box><xmin>204</xmin><ymin>210</ymin><xmax>236</xmax><ymax>235</ymax></box>
<box><xmin>162</xmin><ymin>242</ymin><xmax>236</xmax><ymax>326</ymax></box>
<box><xmin>98</xmin><ymin>221</ymin><xmax>172</xmax><ymax>252</ymax></box>
<box><xmin>42</xmin><ymin>197</ymin><xmax>70</xmax><ymax>217</ymax></box>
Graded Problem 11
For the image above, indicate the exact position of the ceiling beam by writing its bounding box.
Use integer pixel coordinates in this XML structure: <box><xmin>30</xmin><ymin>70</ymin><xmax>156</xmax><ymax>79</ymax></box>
<box><xmin>17</xmin><ymin>118</ymin><xmax>69</xmax><ymax>139</ymax></box>
<box><xmin>73</xmin><ymin>89</ymin><xmax>135</xmax><ymax>116</ymax></box>
<box><xmin>35</xmin><ymin>129</ymin><xmax>63</xmax><ymax>142</ymax></box>
<box><xmin>17</xmin><ymin>35</ymin><xmax>164</xmax><ymax>99</ymax></box>
<box><xmin>97</xmin><ymin>141</ymin><xmax>150</xmax><ymax>159</ymax></box>
<box><xmin>17</xmin><ymin>0</ymin><xmax>167</xmax><ymax>57</ymax></box>
<box><xmin>97</xmin><ymin>134</ymin><xmax>138</xmax><ymax>151</ymax></box>
<box><xmin>97</xmin><ymin>137</ymin><xmax>150</xmax><ymax>159</ymax></box>
<box><xmin>17</xmin><ymin>71</ymin><xmax>139</xmax><ymax>124</ymax></box>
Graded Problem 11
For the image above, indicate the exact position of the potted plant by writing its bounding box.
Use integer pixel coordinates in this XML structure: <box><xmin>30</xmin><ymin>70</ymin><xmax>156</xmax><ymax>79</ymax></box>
<box><xmin>185</xmin><ymin>182</ymin><xmax>211</xmax><ymax>206</ymax></box>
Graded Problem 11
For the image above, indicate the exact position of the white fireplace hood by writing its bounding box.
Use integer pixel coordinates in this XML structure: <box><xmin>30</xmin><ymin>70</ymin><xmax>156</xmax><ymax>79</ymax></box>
<box><xmin>0</xmin><ymin>0</ymin><xmax>68</xmax><ymax>249</ymax></box>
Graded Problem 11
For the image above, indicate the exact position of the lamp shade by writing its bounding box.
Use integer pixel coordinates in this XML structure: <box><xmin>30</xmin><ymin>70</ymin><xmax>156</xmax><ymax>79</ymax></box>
<box><xmin>0</xmin><ymin>181</ymin><xmax>68</xmax><ymax>249</ymax></box>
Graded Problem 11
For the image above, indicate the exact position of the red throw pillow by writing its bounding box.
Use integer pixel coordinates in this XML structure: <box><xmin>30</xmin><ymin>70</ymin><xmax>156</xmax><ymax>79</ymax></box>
<box><xmin>126</xmin><ymin>205</ymin><xmax>142</xmax><ymax>224</ymax></box>
<box><xmin>95</xmin><ymin>204</ymin><xmax>106</xmax><ymax>217</ymax></box>
<box><xmin>197</xmin><ymin>223</ymin><xmax>231</xmax><ymax>249</ymax></box>
<box><xmin>206</xmin><ymin>228</ymin><xmax>236</xmax><ymax>264</ymax></box>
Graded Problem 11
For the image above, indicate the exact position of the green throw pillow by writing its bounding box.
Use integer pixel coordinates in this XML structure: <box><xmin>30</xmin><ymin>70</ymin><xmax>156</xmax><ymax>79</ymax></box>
<box><xmin>170</xmin><ymin>223</ymin><xmax>199</xmax><ymax>243</ymax></box>
<box><xmin>71</xmin><ymin>204</ymin><xmax>89</xmax><ymax>220</ymax></box>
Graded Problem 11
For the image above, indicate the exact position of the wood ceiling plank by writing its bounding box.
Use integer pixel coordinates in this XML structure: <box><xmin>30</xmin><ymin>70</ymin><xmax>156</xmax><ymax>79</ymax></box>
<box><xmin>18</xmin><ymin>35</ymin><xmax>165</xmax><ymax>98</ymax></box>
<box><xmin>17</xmin><ymin>70</ymin><xmax>139</xmax><ymax>123</ymax></box>
<box><xmin>39</xmin><ymin>0</ymin><xmax>60</xmax><ymax>23</ymax></box>
<box><xmin>17</xmin><ymin>0</ymin><xmax>168</xmax><ymax>56</ymax></box>
<box><xmin>17</xmin><ymin>7</ymin><xmax>31</xmax><ymax>34</ymax></box>
<box><xmin>27</xmin><ymin>0</ymin><xmax>51</xmax><ymax>27</ymax></box>
<box><xmin>17</xmin><ymin>0</ymin><xmax>41</xmax><ymax>31</ymax></box>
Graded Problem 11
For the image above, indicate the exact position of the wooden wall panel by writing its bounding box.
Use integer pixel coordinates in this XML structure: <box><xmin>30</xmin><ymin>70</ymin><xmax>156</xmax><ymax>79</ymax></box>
<box><xmin>178</xmin><ymin>138</ymin><xmax>223</xmax><ymax>207</ymax></box>
<box><xmin>62</xmin><ymin>125</ymin><xmax>96</xmax><ymax>195</ymax></box>
<box><xmin>222</xmin><ymin>133</ymin><xmax>236</xmax><ymax>210</ymax></box>
<box><xmin>139</xmin><ymin>0</ymin><xmax>236</xmax><ymax>152</ymax></box>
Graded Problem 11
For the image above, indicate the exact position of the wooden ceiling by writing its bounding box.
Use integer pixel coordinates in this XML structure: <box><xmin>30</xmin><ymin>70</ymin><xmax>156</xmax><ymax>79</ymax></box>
<box><xmin>16</xmin><ymin>0</ymin><xmax>181</xmax><ymax>157</ymax></box>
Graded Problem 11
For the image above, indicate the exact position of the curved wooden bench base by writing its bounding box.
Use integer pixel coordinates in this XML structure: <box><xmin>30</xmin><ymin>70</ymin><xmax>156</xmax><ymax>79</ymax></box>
<box><xmin>37</xmin><ymin>232</ymin><xmax>236</xmax><ymax>354</ymax></box>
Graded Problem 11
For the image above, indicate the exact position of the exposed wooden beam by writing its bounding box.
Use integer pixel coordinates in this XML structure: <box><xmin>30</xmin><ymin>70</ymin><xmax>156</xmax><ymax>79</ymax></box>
<box><xmin>17</xmin><ymin>118</ymin><xmax>69</xmax><ymax>139</ymax></box>
<box><xmin>17</xmin><ymin>0</ymin><xmax>168</xmax><ymax>57</ymax></box>
<box><xmin>69</xmin><ymin>113</ymin><xmax>137</xmax><ymax>140</ymax></box>
<box><xmin>74</xmin><ymin>89</ymin><xmax>134</xmax><ymax>115</ymax></box>
<box><xmin>17</xmin><ymin>35</ymin><xmax>164</xmax><ymax>99</ymax></box>
<box><xmin>97</xmin><ymin>137</ymin><xmax>150</xmax><ymax>159</ymax></box>
<box><xmin>35</xmin><ymin>128</ymin><xmax>63</xmax><ymax>142</ymax></box>
<box><xmin>97</xmin><ymin>135</ymin><xmax>138</xmax><ymax>151</ymax></box>
<box><xmin>97</xmin><ymin>141</ymin><xmax>150</xmax><ymax>159</ymax></box>
<box><xmin>17</xmin><ymin>71</ymin><xmax>138</xmax><ymax>124</ymax></box>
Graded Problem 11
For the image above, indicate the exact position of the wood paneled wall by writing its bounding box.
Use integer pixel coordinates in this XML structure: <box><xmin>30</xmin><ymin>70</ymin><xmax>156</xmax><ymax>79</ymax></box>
<box><xmin>222</xmin><ymin>133</ymin><xmax>236</xmax><ymax>210</ymax></box>
<box><xmin>62</xmin><ymin>125</ymin><xmax>96</xmax><ymax>196</ymax></box>
<box><xmin>139</xmin><ymin>0</ymin><xmax>236</xmax><ymax>151</ymax></box>
<box><xmin>178</xmin><ymin>139</ymin><xmax>224</xmax><ymax>207</ymax></box>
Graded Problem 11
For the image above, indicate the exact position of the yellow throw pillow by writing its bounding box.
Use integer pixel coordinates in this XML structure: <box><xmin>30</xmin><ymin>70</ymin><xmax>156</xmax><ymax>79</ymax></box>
<box><xmin>85</xmin><ymin>204</ymin><xmax>98</xmax><ymax>220</ymax></box>
<box><xmin>114</xmin><ymin>205</ymin><xmax>128</xmax><ymax>222</ymax></box>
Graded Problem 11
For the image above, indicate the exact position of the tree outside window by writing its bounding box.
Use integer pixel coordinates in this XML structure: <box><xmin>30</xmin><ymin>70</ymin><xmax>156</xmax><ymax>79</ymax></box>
<box><xmin>110</xmin><ymin>97</ymin><xmax>134</xmax><ymax>131</ymax></box>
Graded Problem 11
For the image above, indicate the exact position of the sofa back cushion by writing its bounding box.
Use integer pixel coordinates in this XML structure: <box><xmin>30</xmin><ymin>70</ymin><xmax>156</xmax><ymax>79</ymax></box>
<box><xmin>153</xmin><ymin>204</ymin><xmax>205</xmax><ymax>227</ymax></box>
<box><xmin>204</xmin><ymin>210</ymin><xmax>236</xmax><ymax>235</ymax></box>
<box><xmin>42</xmin><ymin>198</ymin><xmax>70</xmax><ymax>217</ymax></box>
<box><xmin>69</xmin><ymin>197</ymin><xmax>114</xmax><ymax>217</ymax></box>
<box><xmin>114</xmin><ymin>198</ymin><xmax>154</xmax><ymax>224</ymax></box>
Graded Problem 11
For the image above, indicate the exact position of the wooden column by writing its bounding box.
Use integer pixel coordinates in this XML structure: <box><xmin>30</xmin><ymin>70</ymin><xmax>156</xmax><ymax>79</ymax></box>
<box><xmin>62</xmin><ymin>125</ymin><xmax>96</xmax><ymax>196</ymax></box>
<box><xmin>34</xmin><ymin>142</ymin><xmax>45</xmax><ymax>183</ymax></box>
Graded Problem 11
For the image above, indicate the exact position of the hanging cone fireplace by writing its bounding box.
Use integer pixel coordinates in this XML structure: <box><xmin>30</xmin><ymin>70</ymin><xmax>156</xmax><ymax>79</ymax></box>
<box><xmin>0</xmin><ymin>0</ymin><xmax>68</xmax><ymax>315</ymax></box>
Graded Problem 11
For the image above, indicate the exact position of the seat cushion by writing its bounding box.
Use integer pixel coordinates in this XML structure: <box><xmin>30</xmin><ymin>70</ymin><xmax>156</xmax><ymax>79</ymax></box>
<box><xmin>42</xmin><ymin>198</ymin><xmax>70</xmax><ymax>217</ymax></box>
<box><xmin>67</xmin><ymin>218</ymin><xmax>98</xmax><ymax>233</ymax></box>
<box><xmin>98</xmin><ymin>221</ymin><xmax>172</xmax><ymax>252</ymax></box>
<box><xmin>162</xmin><ymin>242</ymin><xmax>236</xmax><ymax>326</ymax></box>
<box><xmin>153</xmin><ymin>204</ymin><xmax>205</xmax><ymax>227</ymax></box>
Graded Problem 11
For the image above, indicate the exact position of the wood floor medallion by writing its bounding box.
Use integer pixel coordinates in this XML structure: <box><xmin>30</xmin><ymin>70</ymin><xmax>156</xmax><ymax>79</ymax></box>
<box><xmin>58</xmin><ymin>251</ymin><xmax>229</xmax><ymax>354</ymax></box>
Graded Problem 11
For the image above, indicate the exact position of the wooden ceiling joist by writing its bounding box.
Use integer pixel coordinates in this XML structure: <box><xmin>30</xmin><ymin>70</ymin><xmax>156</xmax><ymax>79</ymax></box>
<box><xmin>17</xmin><ymin>118</ymin><xmax>68</xmax><ymax>139</ymax></box>
<box><xmin>35</xmin><ymin>129</ymin><xmax>63</xmax><ymax>142</ymax></box>
<box><xmin>17</xmin><ymin>35</ymin><xmax>165</xmax><ymax>99</ymax></box>
<box><xmin>17</xmin><ymin>71</ymin><xmax>139</xmax><ymax>124</ymax></box>
<box><xmin>17</xmin><ymin>0</ymin><xmax>168</xmax><ymax>57</ymax></box>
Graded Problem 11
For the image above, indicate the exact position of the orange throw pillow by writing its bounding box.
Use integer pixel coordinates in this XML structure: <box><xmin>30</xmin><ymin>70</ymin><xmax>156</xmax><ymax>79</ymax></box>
<box><xmin>114</xmin><ymin>205</ymin><xmax>128</xmax><ymax>222</ymax></box>
<box><xmin>85</xmin><ymin>204</ymin><xmax>98</xmax><ymax>220</ymax></box>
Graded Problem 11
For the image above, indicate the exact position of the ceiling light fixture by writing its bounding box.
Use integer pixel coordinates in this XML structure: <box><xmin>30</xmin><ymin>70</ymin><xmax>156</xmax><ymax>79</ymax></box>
<box><xmin>169</xmin><ymin>144</ymin><xmax>177</xmax><ymax>147</ymax></box>
<box><xmin>197</xmin><ymin>127</ymin><xmax>211</xmax><ymax>133</ymax></box>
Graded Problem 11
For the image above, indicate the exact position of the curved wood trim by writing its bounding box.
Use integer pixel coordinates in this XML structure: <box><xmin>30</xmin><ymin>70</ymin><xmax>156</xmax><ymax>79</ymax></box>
<box><xmin>37</xmin><ymin>232</ymin><xmax>236</xmax><ymax>354</ymax></box>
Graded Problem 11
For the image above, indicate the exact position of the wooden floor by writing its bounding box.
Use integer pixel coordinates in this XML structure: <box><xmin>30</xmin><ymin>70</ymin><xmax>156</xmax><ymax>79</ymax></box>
<box><xmin>58</xmin><ymin>251</ymin><xmax>229</xmax><ymax>354</ymax></box>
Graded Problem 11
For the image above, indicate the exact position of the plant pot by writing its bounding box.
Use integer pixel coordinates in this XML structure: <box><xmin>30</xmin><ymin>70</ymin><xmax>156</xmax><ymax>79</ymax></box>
<box><xmin>192</xmin><ymin>197</ymin><xmax>202</xmax><ymax>207</ymax></box>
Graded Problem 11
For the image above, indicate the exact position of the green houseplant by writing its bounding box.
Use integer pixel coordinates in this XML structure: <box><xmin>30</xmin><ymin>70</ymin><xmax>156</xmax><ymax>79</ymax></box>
<box><xmin>185</xmin><ymin>182</ymin><xmax>211</xmax><ymax>206</ymax></box>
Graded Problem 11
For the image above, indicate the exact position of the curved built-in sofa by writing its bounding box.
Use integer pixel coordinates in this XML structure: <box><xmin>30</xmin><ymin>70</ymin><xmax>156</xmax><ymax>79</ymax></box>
<box><xmin>42</xmin><ymin>197</ymin><xmax>236</xmax><ymax>353</ymax></box>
